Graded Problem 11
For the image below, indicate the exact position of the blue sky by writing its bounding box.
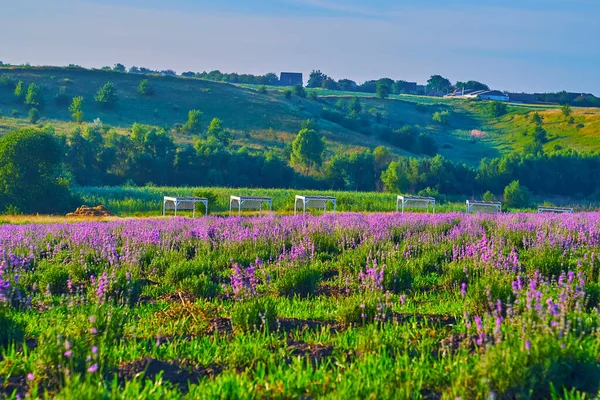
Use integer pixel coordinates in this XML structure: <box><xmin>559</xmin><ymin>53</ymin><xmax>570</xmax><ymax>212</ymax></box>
<box><xmin>1</xmin><ymin>0</ymin><xmax>599</xmax><ymax>94</ymax></box>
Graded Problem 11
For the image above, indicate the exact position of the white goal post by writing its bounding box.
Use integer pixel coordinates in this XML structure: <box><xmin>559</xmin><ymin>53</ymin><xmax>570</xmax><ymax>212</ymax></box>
<box><xmin>294</xmin><ymin>195</ymin><xmax>336</xmax><ymax>215</ymax></box>
<box><xmin>397</xmin><ymin>195</ymin><xmax>436</xmax><ymax>213</ymax></box>
<box><xmin>229</xmin><ymin>196</ymin><xmax>273</xmax><ymax>216</ymax></box>
<box><xmin>466</xmin><ymin>200</ymin><xmax>502</xmax><ymax>214</ymax></box>
<box><xmin>163</xmin><ymin>196</ymin><xmax>208</xmax><ymax>217</ymax></box>
<box><xmin>538</xmin><ymin>206</ymin><xmax>574</xmax><ymax>214</ymax></box>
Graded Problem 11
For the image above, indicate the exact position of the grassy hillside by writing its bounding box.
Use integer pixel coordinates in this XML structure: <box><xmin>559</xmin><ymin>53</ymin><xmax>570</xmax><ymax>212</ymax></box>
<box><xmin>1</xmin><ymin>66</ymin><xmax>600</xmax><ymax>166</ymax></box>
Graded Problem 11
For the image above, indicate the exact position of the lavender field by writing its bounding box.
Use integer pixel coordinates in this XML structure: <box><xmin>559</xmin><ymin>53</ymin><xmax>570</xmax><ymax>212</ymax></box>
<box><xmin>1</xmin><ymin>213</ymin><xmax>600</xmax><ymax>398</ymax></box>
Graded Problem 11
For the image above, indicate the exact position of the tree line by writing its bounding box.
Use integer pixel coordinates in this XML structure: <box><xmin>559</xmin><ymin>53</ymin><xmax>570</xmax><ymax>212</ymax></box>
<box><xmin>2</xmin><ymin>117</ymin><xmax>600</xmax><ymax>213</ymax></box>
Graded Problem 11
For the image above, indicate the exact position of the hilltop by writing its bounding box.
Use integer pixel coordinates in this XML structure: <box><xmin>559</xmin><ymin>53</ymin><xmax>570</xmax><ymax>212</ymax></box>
<box><xmin>1</xmin><ymin>66</ymin><xmax>600</xmax><ymax>166</ymax></box>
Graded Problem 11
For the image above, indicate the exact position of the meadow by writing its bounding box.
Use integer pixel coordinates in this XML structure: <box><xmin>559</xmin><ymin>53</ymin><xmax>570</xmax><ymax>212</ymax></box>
<box><xmin>2</xmin><ymin>66</ymin><xmax>600</xmax><ymax>168</ymax></box>
<box><xmin>73</xmin><ymin>186</ymin><xmax>600</xmax><ymax>217</ymax></box>
<box><xmin>1</xmin><ymin>212</ymin><xmax>600</xmax><ymax>398</ymax></box>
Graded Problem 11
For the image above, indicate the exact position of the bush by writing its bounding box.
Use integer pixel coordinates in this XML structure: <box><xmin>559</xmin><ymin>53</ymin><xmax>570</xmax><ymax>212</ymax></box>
<box><xmin>39</xmin><ymin>261</ymin><xmax>70</xmax><ymax>295</ymax></box>
<box><xmin>28</xmin><ymin>107</ymin><xmax>40</xmax><ymax>124</ymax></box>
<box><xmin>293</xmin><ymin>85</ymin><xmax>306</xmax><ymax>98</ymax></box>
<box><xmin>137</xmin><ymin>79</ymin><xmax>154</xmax><ymax>97</ymax></box>
<box><xmin>273</xmin><ymin>266</ymin><xmax>321</xmax><ymax>297</ymax></box>
<box><xmin>94</xmin><ymin>82</ymin><xmax>118</xmax><ymax>109</ymax></box>
<box><xmin>183</xmin><ymin>109</ymin><xmax>203</xmax><ymax>133</ymax></box>
<box><xmin>432</xmin><ymin>110</ymin><xmax>450</xmax><ymax>125</ymax></box>
<box><xmin>257</xmin><ymin>85</ymin><xmax>267</xmax><ymax>94</ymax></box>
<box><xmin>283</xmin><ymin>89</ymin><xmax>292</xmax><ymax>99</ymax></box>
<box><xmin>25</xmin><ymin>83</ymin><xmax>43</xmax><ymax>108</ymax></box>
<box><xmin>488</xmin><ymin>100</ymin><xmax>507</xmax><ymax>117</ymax></box>
<box><xmin>231</xmin><ymin>297</ymin><xmax>277</xmax><ymax>332</ymax></box>
<box><xmin>504</xmin><ymin>180</ymin><xmax>532</xmax><ymax>209</ymax></box>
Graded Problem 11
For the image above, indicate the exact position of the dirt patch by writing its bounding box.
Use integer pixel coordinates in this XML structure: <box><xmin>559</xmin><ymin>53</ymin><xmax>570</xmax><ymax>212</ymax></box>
<box><xmin>393</xmin><ymin>313</ymin><xmax>456</xmax><ymax>327</ymax></box>
<box><xmin>66</xmin><ymin>205</ymin><xmax>114</xmax><ymax>217</ymax></box>
<box><xmin>285</xmin><ymin>339</ymin><xmax>334</xmax><ymax>364</ymax></box>
<box><xmin>276</xmin><ymin>318</ymin><xmax>341</xmax><ymax>334</ymax></box>
<box><xmin>0</xmin><ymin>375</ymin><xmax>28</xmax><ymax>399</ymax></box>
<box><xmin>117</xmin><ymin>357</ymin><xmax>221</xmax><ymax>392</ymax></box>
<box><xmin>438</xmin><ymin>333</ymin><xmax>492</xmax><ymax>356</ymax></box>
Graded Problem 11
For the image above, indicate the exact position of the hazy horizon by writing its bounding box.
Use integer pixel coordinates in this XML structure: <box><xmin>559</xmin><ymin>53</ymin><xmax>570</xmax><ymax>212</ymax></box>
<box><xmin>1</xmin><ymin>0</ymin><xmax>599</xmax><ymax>95</ymax></box>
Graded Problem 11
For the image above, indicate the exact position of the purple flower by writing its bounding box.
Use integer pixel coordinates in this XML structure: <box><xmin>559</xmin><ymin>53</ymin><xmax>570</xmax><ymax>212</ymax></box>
<box><xmin>92</xmin><ymin>346</ymin><xmax>98</xmax><ymax>354</ymax></box>
<box><xmin>460</xmin><ymin>282</ymin><xmax>467</xmax><ymax>298</ymax></box>
<box><xmin>64</xmin><ymin>350</ymin><xmax>73</xmax><ymax>358</ymax></box>
<box><xmin>87</xmin><ymin>364</ymin><xmax>99</xmax><ymax>373</ymax></box>
<box><xmin>525</xmin><ymin>340</ymin><xmax>531</xmax><ymax>351</ymax></box>
<box><xmin>26</xmin><ymin>373</ymin><xmax>34</xmax><ymax>381</ymax></box>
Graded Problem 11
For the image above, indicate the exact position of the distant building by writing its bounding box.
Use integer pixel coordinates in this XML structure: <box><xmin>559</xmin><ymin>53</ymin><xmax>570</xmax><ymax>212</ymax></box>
<box><xmin>445</xmin><ymin>89</ymin><xmax>509</xmax><ymax>102</ymax></box>
<box><xmin>279</xmin><ymin>72</ymin><xmax>303</xmax><ymax>86</ymax></box>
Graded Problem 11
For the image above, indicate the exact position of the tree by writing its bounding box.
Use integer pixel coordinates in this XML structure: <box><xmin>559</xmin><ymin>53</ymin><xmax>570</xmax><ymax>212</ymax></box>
<box><xmin>561</xmin><ymin>104</ymin><xmax>572</xmax><ymax>118</ymax></box>
<box><xmin>426</xmin><ymin>75</ymin><xmax>452</xmax><ymax>94</ymax></box>
<box><xmin>455</xmin><ymin>80</ymin><xmax>489</xmax><ymax>91</ymax></box>
<box><xmin>488</xmin><ymin>100</ymin><xmax>507</xmax><ymax>117</ymax></box>
<box><xmin>24</xmin><ymin>83</ymin><xmax>43</xmax><ymax>109</ymax></box>
<box><xmin>531</xmin><ymin>126</ymin><xmax>548</xmax><ymax>144</ymax></box>
<box><xmin>69</xmin><ymin>96</ymin><xmax>84</xmax><ymax>123</ymax></box>
<box><xmin>338</xmin><ymin>79</ymin><xmax>357</xmax><ymax>91</ymax></box>
<box><xmin>307</xmin><ymin>70</ymin><xmax>327</xmax><ymax>88</ymax></box>
<box><xmin>206</xmin><ymin>118</ymin><xmax>232</xmax><ymax>146</ymax></box>
<box><xmin>483</xmin><ymin>190</ymin><xmax>495</xmax><ymax>202</ymax></box>
<box><xmin>0</xmin><ymin>128</ymin><xmax>73</xmax><ymax>213</ymax></box>
<box><xmin>113</xmin><ymin>63</ymin><xmax>126</xmax><ymax>72</ymax></box>
<box><xmin>184</xmin><ymin>109</ymin><xmax>203</xmax><ymax>133</ymax></box>
<box><xmin>376</xmin><ymin>81</ymin><xmax>391</xmax><ymax>99</ymax></box>
<box><xmin>290</xmin><ymin>128</ymin><xmax>325</xmax><ymax>172</ymax></box>
<box><xmin>137</xmin><ymin>79</ymin><xmax>154</xmax><ymax>96</ymax></box>
<box><xmin>14</xmin><ymin>80</ymin><xmax>24</xmax><ymax>102</ymax></box>
<box><xmin>28</xmin><ymin>108</ymin><xmax>40</xmax><ymax>124</ymax></box>
<box><xmin>531</xmin><ymin>112</ymin><xmax>544</xmax><ymax>125</ymax></box>
<box><xmin>504</xmin><ymin>180</ymin><xmax>532</xmax><ymax>209</ymax></box>
<box><xmin>94</xmin><ymin>82</ymin><xmax>118</xmax><ymax>109</ymax></box>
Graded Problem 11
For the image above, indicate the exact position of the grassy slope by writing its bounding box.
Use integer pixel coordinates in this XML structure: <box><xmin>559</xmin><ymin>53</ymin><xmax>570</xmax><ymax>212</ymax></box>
<box><xmin>0</xmin><ymin>67</ymin><xmax>404</xmax><ymax>158</ymax></box>
<box><xmin>1</xmin><ymin>67</ymin><xmax>600</xmax><ymax>166</ymax></box>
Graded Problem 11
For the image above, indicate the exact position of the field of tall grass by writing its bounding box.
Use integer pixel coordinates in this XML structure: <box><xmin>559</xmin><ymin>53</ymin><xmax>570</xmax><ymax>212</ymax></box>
<box><xmin>75</xmin><ymin>186</ymin><xmax>476</xmax><ymax>216</ymax></box>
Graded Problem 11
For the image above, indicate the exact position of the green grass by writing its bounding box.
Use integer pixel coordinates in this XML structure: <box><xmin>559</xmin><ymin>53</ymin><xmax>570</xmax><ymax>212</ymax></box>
<box><xmin>71</xmin><ymin>186</ymin><xmax>600</xmax><ymax>217</ymax></box>
<box><xmin>1</xmin><ymin>66</ymin><xmax>600</xmax><ymax>167</ymax></box>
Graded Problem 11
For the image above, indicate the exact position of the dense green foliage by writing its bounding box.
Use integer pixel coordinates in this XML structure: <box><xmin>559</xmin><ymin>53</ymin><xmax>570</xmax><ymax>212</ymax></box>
<box><xmin>0</xmin><ymin>128</ymin><xmax>74</xmax><ymax>213</ymax></box>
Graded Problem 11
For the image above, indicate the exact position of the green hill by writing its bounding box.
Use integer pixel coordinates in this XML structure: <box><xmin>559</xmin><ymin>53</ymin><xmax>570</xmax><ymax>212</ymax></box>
<box><xmin>1</xmin><ymin>66</ymin><xmax>600</xmax><ymax>166</ymax></box>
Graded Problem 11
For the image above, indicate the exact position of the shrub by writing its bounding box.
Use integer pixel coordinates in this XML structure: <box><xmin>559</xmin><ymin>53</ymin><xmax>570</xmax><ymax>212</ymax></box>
<box><xmin>293</xmin><ymin>85</ymin><xmax>306</xmax><ymax>98</ymax></box>
<box><xmin>432</xmin><ymin>110</ymin><xmax>450</xmax><ymax>125</ymax></box>
<box><xmin>137</xmin><ymin>79</ymin><xmax>154</xmax><ymax>97</ymax></box>
<box><xmin>273</xmin><ymin>266</ymin><xmax>321</xmax><ymax>297</ymax></box>
<box><xmin>94</xmin><ymin>82</ymin><xmax>118</xmax><ymax>109</ymax></box>
<box><xmin>283</xmin><ymin>89</ymin><xmax>292</xmax><ymax>99</ymax></box>
<box><xmin>257</xmin><ymin>85</ymin><xmax>267</xmax><ymax>94</ymax></box>
<box><xmin>28</xmin><ymin>107</ymin><xmax>40</xmax><ymax>124</ymax></box>
<box><xmin>504</xmin><ymin>180</ymin><xmax>532</xmax><ymax>209</ymax></box>
<box><xmin>13</xmin><ymin>80</ymin><xmax>24</xmax><ymax>102</ymax></box>
<box><xmin>25</xmin><ymin>83</ymin><xmax>43</xmax><ymax>108</ymax></box>
<box><xmin>184</xmin><ymin>109</ymin><xmax>203</xmax><ymax>133</ymax></box>
<box><xmin>69</xmin><ymin>96</ymin><xmax>85</xmax><ymax>123</ymax></box>
<box><xmin>231</xmin><ymin>297</ymin><xmax>277</xmax><ymax>332</ymax></box>
<box><xmin>488</xmin><ymin>100</ymin><xmax>507</xmax><ymax>117</ymax></box>
<box><xmin>39</xmin><ymin>261</ymin><xmax>70</xmax><ymax>295</ymax></box>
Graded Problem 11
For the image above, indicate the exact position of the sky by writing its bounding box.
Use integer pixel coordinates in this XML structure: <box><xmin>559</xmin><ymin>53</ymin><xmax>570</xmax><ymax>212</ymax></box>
<box><xmin>1</xmin><ymin>0</ymin><xmax>599</xmax><ymax>94</ymax></box>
